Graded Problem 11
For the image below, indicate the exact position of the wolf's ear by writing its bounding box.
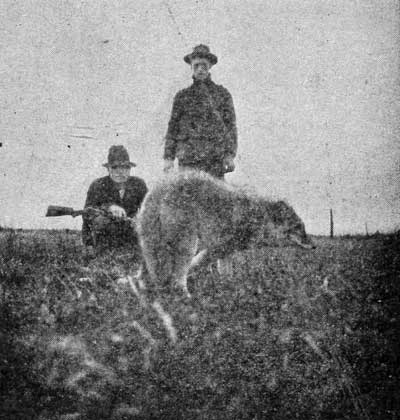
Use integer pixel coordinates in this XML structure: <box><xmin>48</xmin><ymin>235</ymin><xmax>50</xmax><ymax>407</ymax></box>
<box><xmin>269</xmin><ymin>200</ymin><xmax>288</xmax><ymax>223</ymax></box>
<box><xmin>276</xmin><ymin>200</ymin><xmax>289</xmax><ymax>213</ymax></box>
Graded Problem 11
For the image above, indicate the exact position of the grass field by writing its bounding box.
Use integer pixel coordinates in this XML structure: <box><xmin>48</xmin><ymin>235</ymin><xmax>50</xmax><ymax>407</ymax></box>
<box><xmin>0</xmin><ymin>228</ymin><xmax>399</xmax><ymax>419</ymax></box>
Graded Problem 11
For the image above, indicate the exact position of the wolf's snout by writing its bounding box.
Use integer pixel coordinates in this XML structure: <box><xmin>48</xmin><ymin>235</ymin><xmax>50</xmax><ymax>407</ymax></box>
<box><xmin>301</xmin><ymin>241</ymin><xmax>316</xmax><ymax>250</ymax></box>
<box><xmin>290</xmin><ymin>235</ymin><xmax>316</xmax><ymax>250</ymax></box>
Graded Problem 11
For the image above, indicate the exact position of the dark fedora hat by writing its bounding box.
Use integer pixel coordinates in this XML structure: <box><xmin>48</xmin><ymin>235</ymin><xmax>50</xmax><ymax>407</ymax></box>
<box><xmin>184</xmin><ymin>44</ymin><xmax>218</xmax><ymax>65</ymax></box>
<box><xmin>103</xmin><ymin>145</ymin><xmax>136</xmax><ymax>168</ymax></box>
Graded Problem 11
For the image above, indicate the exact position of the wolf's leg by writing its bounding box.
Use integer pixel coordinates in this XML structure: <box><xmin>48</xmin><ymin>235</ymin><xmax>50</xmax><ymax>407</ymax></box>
<box><xmin>139</xmin><ymin>238</ymin><xmax>162</xmax><ymax>293</ymax></box>
<box><xmin>173</xmin><ymin>233</ymin><xmax>198</xmax><ymax>297</ymax></box>
<box><xmin>134</xmin><ymin>264</ymin><xmax>147</xmax><ymax>290</ymax></box>
<box><xmin>188</xmin><ymin>246</ymin><xmax>227</xmax><ymax>273</ymax></box>
<box><xmin>217</xmin><ymin>256</ymin><xmax>233</xmax><ymax>276</ymax></box>
<box><xmin>200</xmin><ymin>243</ymin><xmax>234</xmax><ymax>276</ymax></box>
<box><xmin>189</xmin><ymin>249</ymin><xmax>208</xmax><ymax>269</ymax></box>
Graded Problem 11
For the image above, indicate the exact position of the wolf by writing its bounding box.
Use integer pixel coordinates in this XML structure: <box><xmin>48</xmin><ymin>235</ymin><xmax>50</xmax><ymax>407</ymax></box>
<box><xmin>136</xmin><ymin>170</ymin><xmax>314</xmax><ymax>297</ymax></box>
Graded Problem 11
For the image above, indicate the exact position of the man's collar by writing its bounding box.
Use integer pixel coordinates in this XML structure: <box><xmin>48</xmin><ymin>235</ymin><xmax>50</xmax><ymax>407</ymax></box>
<box><xmin>108</xmin><ymin>175</ymin><xmax>128</xmax><ymax>189</ymax></box>
<box><xmin>192</xmin><ymin>74</ymin><xmax>213</xmax><ymax>86</ymax></box>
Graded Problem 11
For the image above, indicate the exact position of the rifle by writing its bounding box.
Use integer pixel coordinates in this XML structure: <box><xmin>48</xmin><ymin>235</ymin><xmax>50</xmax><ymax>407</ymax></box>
<box><xmin>45</xmin><ymin>205</ymin><xmax>135</xmax><ymax>223</ymax></box>
<box><xmin>46</xmin><ymin>206</ymin><xmax>86</xmax><ymax>217</ymax></box>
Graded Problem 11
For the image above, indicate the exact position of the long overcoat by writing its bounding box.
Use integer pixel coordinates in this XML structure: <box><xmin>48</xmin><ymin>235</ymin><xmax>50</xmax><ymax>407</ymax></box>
<box><xmin>164</xmin><ymin>76</ymin><xmax>237</xmax><ymax>173</ymax></box>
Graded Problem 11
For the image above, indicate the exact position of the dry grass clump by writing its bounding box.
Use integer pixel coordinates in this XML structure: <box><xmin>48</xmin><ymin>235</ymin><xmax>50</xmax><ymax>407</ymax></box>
<box><xmin>0</xmin><ymin>230</ymin><xmax>398</xmax><ymax>419</ymax></box>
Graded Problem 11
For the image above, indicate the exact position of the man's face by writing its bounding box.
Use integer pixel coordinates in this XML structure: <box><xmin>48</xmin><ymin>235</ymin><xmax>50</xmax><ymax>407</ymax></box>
<box><xmin>191</xmin><ymin>57</ymin><xmax>211</xmax><ymax>81</ymax></box>
<box><xmin>108</xmin><ymin>164</ymin><xmax>130</xmax><ymax>185</ymax></box>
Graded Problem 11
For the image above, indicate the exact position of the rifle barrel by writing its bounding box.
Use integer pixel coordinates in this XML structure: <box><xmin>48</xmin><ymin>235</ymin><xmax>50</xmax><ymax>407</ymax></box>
<box><xmin>71</xmin><ymin>210</ymin><xmax>85</xmax><ymax>217</ymax></box>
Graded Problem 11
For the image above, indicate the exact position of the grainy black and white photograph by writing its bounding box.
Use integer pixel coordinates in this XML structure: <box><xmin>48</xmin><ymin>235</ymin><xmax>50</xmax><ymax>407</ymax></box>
<box><xmin>1</xmin><ymin>1</ymin><xmax>399</xmax><ymax>419</ymax></box>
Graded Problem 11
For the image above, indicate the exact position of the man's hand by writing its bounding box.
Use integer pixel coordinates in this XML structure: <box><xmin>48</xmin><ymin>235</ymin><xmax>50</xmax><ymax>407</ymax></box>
<box><xmin>84</xmin><ymin>206</ymin><xmax>106</xmax><ymax>219</ymax></box>
<box><xmin>129</xmin><ymin>216</ymin><xmax>137</xmax><ymax>229</ymax></box>
<box><xmin>83</xmin><ymin>245</ymin><xmax>96</xmax><ymax>259</ymax></box>
<box><xmin>163</xmin><ymin>158</ymin><xmax>174</xmax><ymax>173</ymax></box>
<box><xmin>108</xmin><ymin>204</ymin><xmax>127</xmax><ymax>219</ymax></box>
<box><xmin>223</xmin><ymin>156</ymin><xmax>235</xmax><ymax>173</ymax></box>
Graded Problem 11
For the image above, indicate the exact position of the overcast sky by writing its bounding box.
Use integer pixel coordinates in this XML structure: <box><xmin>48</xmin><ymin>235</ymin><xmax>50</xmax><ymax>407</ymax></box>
<box><xmin>1</xmin><ymin>0</ymin><xmax>399</xmax><ymax>235</ymax></box>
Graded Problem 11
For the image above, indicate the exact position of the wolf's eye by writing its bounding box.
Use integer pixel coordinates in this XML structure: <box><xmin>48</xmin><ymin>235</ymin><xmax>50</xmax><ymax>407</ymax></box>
<box><xmin>291</xmin><ymin>222</ymin><xmax>304</xmax><ymax>233</ymax></box>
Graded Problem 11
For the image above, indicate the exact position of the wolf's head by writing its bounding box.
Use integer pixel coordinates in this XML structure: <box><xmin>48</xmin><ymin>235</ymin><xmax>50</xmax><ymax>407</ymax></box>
<box><xmin>254</xmin><ymin>200</ymin><xmax>315</xmax><ymax>249</ymax></box>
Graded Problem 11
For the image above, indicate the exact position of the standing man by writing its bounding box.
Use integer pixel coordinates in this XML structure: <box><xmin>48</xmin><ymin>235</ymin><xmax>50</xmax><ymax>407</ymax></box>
<box><xmin>82</xmin><ymin>145</ymin><xmax>147</xmax><ymax>250</ymax></box>
<box><xmin>163</xmin><ymin>44</ymin><xmax>238</xmax><ymax>179</ymax></box>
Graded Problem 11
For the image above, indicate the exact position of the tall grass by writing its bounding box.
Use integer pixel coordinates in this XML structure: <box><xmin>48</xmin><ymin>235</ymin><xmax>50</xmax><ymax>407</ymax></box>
<box><xmin>0</xmin><ymin>230</ymin><xmax>398</xmax><ymax>419</ymax></box>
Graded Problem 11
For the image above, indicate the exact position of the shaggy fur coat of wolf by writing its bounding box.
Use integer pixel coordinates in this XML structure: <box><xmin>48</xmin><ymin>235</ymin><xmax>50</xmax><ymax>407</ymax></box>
<box><xmin>137</xmin><ymin>171</ymin><xmax>313</xmax><ymax>296</ymax></box>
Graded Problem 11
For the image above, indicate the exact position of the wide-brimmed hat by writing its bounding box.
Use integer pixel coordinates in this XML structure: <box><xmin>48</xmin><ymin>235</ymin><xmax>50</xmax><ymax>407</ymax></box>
<box><xmin>103</xmin><ymin>145</ymin><xmax>136</xmax><ymax>168</ymax></box>
<box><xmin>184</xmin><ymin>44</ymin><xmax>218</xmax><ymax>65</ymax></box>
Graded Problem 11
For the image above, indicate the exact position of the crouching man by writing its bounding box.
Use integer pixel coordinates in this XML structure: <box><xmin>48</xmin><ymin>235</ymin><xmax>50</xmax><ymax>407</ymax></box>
<box><xmin>82</xmin><ymin>145</ymin><xmax>148</xmax><ymax>251</ymax></box>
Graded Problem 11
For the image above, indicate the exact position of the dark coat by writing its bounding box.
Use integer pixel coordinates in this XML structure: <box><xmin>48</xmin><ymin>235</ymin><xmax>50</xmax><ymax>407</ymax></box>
<box><xmin>164</xmin><ymin>76</ymin><xmax>237</xmax><ymax>171</ymax></box>
<box><xmin>82</xmin><ymin>175</ymin><xmax>147</xmax><ymax>246</ymax></box>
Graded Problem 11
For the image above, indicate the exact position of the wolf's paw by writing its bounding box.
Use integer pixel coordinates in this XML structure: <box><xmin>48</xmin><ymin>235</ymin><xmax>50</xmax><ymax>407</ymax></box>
<box><xmin>174</xmin><ymin>284</ymin><xmax>192</xmax><ymax>299</ymax></box>
<box><xmin>216</xmin><ymin>257</ymin><xmax>233</xmax><ymax>277</ymax></box>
